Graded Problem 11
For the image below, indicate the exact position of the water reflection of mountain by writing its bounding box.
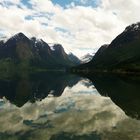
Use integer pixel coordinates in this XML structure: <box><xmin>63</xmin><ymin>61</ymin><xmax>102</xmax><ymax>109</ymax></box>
<box><xmin>86</xmin><ymin>74</ymin><xmax>140</xmax><ymax>119</ymax></box>
<box><xmin>0</xmin><ymin>72</ymin><xmax>81</xmax><ymax>107</ymax></box>
<box><xmin>0</xmin><ymin>75</ymin><xmax>140</xmax><ymax>140</ymax></box>
<box><xmin>50</xmin><ymin>132</ymin><xmax>101</xmax><ymax>140</ymax></box>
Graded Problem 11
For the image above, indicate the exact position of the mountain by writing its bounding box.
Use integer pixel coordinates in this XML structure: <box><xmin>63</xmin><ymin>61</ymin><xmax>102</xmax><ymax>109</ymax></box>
<box><xmin>0</xmin><ymin>33</ymin><xmax>79</xmax><ymax>76</ymax></box>
<box><xmin>85</xmin><ymin>74</ymin><xmax>140</xmax><ymax>119</ymax></box>
<box><xmin>76</xmin><ymin>22</ymin><xmax>140</xmax><ymax>73</ymax></box>
<box><xmin>0</xmin><ymin>72</ymin><xmax>81</xmax><ymax>107</ymax></box>
<box><xmin>0</xmin><ymin>32</ymin><xmax>33</xmax><ymax>60</ymax></box>
<box><xmin>68</xmin><ymin>53</ymin><xmax>81</xmax><ymax>65</ymax></box>
<box><xmin>30</xmin><ymin>37</ymin><xmax>75</xmax><ymax>69</ymax></box>
<box><xmin>81</xmin><ymin>53</ymin><xmax>93</xmax><ymax>63</ymax></box>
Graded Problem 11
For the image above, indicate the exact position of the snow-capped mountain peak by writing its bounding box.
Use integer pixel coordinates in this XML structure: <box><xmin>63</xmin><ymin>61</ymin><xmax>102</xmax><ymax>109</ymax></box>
<box><xmin>125</xmin><ymin>22</ymin><xmax>140</xmax><ymax>32</ymax></box>
<box><xmin>81</xmin><ymin>53</ymin><xmax>93</xmax><ymax>63</ymax></box>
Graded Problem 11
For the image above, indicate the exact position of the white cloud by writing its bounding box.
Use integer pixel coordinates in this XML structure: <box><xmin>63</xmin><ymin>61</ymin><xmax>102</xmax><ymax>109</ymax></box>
<box><xmin>0</xmin><ymin>0</ymin><xmax>20</xmax><ymax>5</ymax></box>
<box><xmin>101</xmin><ymin>0</ymin><xmax>140</xmax><ymax>24</ymax></box>
<box><xmin>0</xmin><ymin>93</ymin><xmax>128</xmax><ymax>135</ymax></box>
<box><xmin>0</xmin><ymin>0</ymin><xmax>140</xmax><ymax>57</ymax></box>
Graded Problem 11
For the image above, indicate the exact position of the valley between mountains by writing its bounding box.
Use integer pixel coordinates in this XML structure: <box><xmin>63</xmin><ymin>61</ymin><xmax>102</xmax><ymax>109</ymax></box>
<box><xmin>1</xmin><ymin>22</ymin><xmax>140</xmax><ymax>77</ymax></box>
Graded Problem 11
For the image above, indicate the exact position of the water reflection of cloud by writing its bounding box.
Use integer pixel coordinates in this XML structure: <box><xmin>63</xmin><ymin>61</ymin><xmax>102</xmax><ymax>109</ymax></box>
<box><xmin>0</xmin><ymin>77</ymin><xmax>140</xmax><ymax>140</ymax></box>
<box><xmin>0</xmin><ymin>93</ymin><xmax>140</xmax><ymax>140</ymax></box>
<box><xmin>63</xmin><ymin>79</ymin><xmax>99</xmax><ymax>96</ymax></box>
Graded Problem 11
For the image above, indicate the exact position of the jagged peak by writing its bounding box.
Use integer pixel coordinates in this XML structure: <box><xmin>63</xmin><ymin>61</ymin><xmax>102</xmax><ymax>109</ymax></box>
<box><xmin>53</xmin><ymin>44</ymin><xmax>64</xmax><ymax>51</ymax></box>
<box><xmin>30</xmin><ymin>37</ymin><xmax>36</xmax><ymax>41</ymax></box>
<box><xmin>16</xmin><ymin>32</ymin><xmax>25</xmax><ymax>36</ymax></box>
<box><xmin>124</xmin><ymin>22</ymin><xmax>140</xmax><ymax>32</ymax></box>
<box><xmin>31</xmin><ymin>37</ymin><xmax>43</xmax><ymax>43</ymax></box>
<box><xmin>13</xmin><ymin>32</ymin><xmax>27</xmax><ymax>38</ymax></box>
<box><xmin>30</xmin><ymin>37</ymin><xmax>49</xmax><ymax>48</ymax></box>
<box><xmin>8</xmin><ymin>32</ymin><xmax>29</xmax><ymax>42</ymax></box>
<box><xmin>53</xmin><ymin>43</ymin><xmax>63</xmax><ymax>47</ymax></box>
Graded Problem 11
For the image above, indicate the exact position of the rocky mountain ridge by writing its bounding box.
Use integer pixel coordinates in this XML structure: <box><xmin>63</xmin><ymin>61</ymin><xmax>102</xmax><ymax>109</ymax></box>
<box><xmin>0</xmin><ymin>32</ymin><xmax>81</xmax><ymax>74</ymax></box>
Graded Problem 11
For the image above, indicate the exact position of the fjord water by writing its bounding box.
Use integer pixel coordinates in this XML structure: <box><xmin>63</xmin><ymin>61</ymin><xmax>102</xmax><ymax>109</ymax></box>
<box><xmin>0</xmin><ymin>73</ymin><xmax>140</xmax><ymax>140</ymax></box>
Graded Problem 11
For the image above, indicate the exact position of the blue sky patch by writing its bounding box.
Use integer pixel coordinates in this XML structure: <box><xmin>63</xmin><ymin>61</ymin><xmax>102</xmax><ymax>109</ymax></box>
<box><xmin>21</xmin><ymin>0</ymin><xmax>33</xmax><ymax>9</ymax></box>
<box><xmin>25</xmin><ymin>12</ymin><xmax>54</xmax><ymax>21</ymax></box>
<box><xmin>52</xmin><ymin>0</ymin><xmax>101</xmax><ymax>8</ymax></box>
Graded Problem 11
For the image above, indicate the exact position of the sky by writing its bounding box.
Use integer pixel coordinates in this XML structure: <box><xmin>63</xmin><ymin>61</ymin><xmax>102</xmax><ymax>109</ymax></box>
<box><xmin>0</xmin><ymin>0</ymin><xmax>140</xmax><ymax>57</ymax></box>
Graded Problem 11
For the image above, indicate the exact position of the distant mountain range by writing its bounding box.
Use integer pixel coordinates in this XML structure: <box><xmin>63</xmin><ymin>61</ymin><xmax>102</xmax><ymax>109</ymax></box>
<box><xmin>2</xmin><ymin>22</ymin><xmax>140</xmax><ymax>76</ymax></box>
<box><xmin>76</xmin><ymin>22</ymin><xmax>140</xmax><ymax>73</ymax></box>
<box><xmin>80</xmin><ymin>53</ymin><xmax>93</xmax><ymax>63</ymax></box>
<box><xmin>68</xmin><ymin>53</ymin><xmax>81</xmax><ymax>64</ymax></box>
<box><xmin>0</xmin><ymin>32</ymin><xmax>81</xmax><ymax>76</ymax></box>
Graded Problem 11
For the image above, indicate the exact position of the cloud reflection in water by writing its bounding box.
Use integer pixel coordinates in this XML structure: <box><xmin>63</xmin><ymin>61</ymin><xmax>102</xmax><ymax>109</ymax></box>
<box><xmin>0</xmin><ymin>79</ymin><xmax>140</xmax><ymax>140</ymax></box>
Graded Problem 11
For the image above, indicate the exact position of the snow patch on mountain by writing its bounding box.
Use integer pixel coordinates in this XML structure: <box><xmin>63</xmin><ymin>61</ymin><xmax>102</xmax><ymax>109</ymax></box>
<box><xmin>125</xmin><ymin>22</ymin><xmax>140</xmax><ymax>32</ymax></box>
<box><xmin>81</xmin><ymin>53</ymin><xmax>93</xmax><ymax>63</ymax></box>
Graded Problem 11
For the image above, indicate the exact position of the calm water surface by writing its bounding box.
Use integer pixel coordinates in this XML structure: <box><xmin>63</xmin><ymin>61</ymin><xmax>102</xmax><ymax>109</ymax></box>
<box><xmin>0</xmin><ymin>72</ymin><xmax>140</xmax><ymax>140</ymax></box>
